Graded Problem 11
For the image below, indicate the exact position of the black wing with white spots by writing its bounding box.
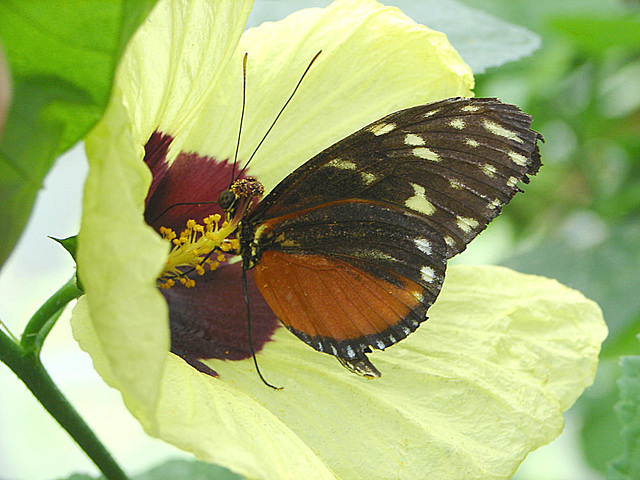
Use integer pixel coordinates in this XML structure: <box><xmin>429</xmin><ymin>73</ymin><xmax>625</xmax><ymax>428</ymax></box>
<box><xmin>241</xmin><ymin>97</ymin><xmax>542</xmax><ymax>376</ymax></box>
<box><xmin>248</xmin><ymin>97</ymin><xmax>542</xmax><ymax>258</ymax></box>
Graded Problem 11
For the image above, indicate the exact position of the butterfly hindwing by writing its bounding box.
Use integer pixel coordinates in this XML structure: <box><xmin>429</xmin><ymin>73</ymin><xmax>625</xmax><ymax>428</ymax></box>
<box><xmin>240</xmin><ymin>97</ymin><xmax>542</xmax><ymax>375</ymax></box>
<box><xmin>245</xmin><ymin>199</ymin><xmax>448</xmax><ymax>376</ymax></box>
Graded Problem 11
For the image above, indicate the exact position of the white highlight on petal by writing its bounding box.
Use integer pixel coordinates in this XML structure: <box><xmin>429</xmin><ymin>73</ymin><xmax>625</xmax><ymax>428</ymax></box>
<box><xmin>480</xmin><ymin>164</ymin><xmax>497</xmax><ymax>177</ymax></box>
<box><xmin>405</xmin><ymin>133</ymin><xmax>425</xmax><ymax>146</ymax></box>
<box><xmin>483</xmin><ymin>120</ymin><xmax>523</xmax><ymax>143</ymax></box>
<box><xmin>414</xmin><ymin>238</ymin><xmax>432</xmax><ymax>255</ymax></box>
<box><xmin>508</xmin><ymin>150</ymin><xmax>528</xmax><ymax>166</ymax></box>
<box><xmin>413</xmin><ymin>147</ymin><xmax>440</xmax><ymax>162</ymax></box>
<box><xmin>466</xmin><ymin>138</ymin><xmax>480</xmax><ymax>148</ymax></box>
<box><xmin>405</xmin><ymin>183</ymin><xmax>436</xmax><ymax>215</ymax></box>
<box><xmin>420</xmin><ymin>266</ymin><xmax>436</xmax><ymax>284</ymax></box>
<box><xmin>449</xmin><ymin>118</ymin><xmax>466</xmax><ymax>129</ymax></box>
<box><xmin>369</xmin><ymin>122</ymin><xmax>396</xmax><ymax>135</ymax></box>
<box><xmin>456</xmin><ymin>216</ymin><xmax>479</xmax><ymax>233</ymax></box>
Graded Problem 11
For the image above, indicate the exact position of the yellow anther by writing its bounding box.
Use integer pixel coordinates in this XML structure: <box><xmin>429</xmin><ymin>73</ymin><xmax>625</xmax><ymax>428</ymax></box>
<box><xmin>157</xmin><ymin>209</ymin><xmax>244</xmax><ymax>290</ymax></box>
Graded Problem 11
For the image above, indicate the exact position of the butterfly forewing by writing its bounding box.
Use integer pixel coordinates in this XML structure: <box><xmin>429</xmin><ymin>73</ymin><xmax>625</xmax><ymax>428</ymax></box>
<box><xmin>248</xmin><ymin>98</ymin><xmax>541</xmax><ymax>257</ymax></box>
<box><xmin>241</xmin><ymin>97</ymin><xmax>542</xmax><ymax>375</ymax></box>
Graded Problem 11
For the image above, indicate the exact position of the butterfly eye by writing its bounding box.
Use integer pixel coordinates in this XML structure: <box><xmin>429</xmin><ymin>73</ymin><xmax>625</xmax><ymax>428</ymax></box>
<box><xmin>218</xmin><ymin>189</ymin><xmax>237</xmax><ymax>212</ymax></box>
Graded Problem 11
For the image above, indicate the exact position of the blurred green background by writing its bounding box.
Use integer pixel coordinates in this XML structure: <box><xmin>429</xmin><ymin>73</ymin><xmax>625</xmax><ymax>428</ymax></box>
<box><xmin>465</xmin><ymin>0</ymin><xmax>640</xmax><ymax>478</ymax></box>
<box><xmin>460</xmin><ymin>0</ymin><xmax>640</xmax><ymax>477</ymax></box>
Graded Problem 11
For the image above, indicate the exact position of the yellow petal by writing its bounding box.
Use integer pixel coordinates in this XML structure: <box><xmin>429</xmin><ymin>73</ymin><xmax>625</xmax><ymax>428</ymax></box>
<box><xmin>118</xmin><ymin>0</ymin><xmax>253</xmax><ymax>149</ymax></box>
<box><xmin>75</xmin><ymin>86</ymin><xmax>169</xmax><ymax>422</ymax></box>
<box><xmin>180</xmin><ymin>0</ymin><xmax>474</xmax><ymax>192</ymax></box>
<box><xmin>203</xmin><ymin>265</ymin><xmax>606</xmax><ymax>479</ymax></box>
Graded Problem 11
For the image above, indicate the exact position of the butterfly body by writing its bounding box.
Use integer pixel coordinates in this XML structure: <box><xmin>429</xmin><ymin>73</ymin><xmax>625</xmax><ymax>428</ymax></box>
<box><xmin>230</xmin><ymin>97</ymin><xmax>542</xmax><ymax>376</ymax></box>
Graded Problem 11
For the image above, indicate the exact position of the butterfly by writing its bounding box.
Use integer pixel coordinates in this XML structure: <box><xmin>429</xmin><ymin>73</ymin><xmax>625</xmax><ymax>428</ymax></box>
<box><xmin>219</xmin><ymin>96</ymin><xmax>542</xmax><ymax>378</ymax></box>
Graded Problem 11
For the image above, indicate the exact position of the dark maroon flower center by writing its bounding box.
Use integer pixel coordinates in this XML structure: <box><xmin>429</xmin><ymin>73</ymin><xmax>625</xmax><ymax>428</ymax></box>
<box><xmin>143</xmin><ymin>130</ymin><xmax>279</xmax><ymax>376</ymax></box>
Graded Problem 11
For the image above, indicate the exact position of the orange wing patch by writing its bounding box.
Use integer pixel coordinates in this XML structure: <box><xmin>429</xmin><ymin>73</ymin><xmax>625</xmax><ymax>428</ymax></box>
<box><xmin>253</xmin><ymin>250</ymin><xmax>426</xmax><ymax>356</ymax></box>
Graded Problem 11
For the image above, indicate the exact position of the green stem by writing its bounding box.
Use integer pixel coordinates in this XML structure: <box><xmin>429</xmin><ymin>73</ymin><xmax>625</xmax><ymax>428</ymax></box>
<box><xmin>0</xmin><ymin>328</ymin><xmax>130</xmax><ymax>480</ymax></box>
<box><xmin>21</xmin><ymin>275</ymin><xmax>83</xmax><ymax>353</ymax></box>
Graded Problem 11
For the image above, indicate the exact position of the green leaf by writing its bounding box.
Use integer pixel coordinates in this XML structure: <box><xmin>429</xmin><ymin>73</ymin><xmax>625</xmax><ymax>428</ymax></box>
<box><xmin>55</xmin><ymin>475</ymin><xmax>99</xmax><ymax>480</ymax></box>
<box><xmin>549</xmin><ymin>15</ymin><xmax>640</xmax><ymax>55</ymax></box>
<box><xmin>579</xmin><ymin>359</ymin><xmax>626</xmax><ymax>473</ymax></box>
<box><xmin>50</xmin><ymin>235</ymin><xmax>78</xmax><ymax>261</ymax></box>
<box><xmin>608</xmin><ymin>340</ymin><xmax>640</xmax><ymax>480</ymax></box>
<box><xmin>0</xmin><ymin>0</ymin><xmax>157</xmax><ymax>268</ymax></box>
<box><xmin>134</xmin><ymin>459</ymin><xmax>242</xmax><ymax>480</ymax></box>
<box><xmin>53</xmin><ymin>459</ymin><xmax>243</xmax><ymax>480</ymax></box>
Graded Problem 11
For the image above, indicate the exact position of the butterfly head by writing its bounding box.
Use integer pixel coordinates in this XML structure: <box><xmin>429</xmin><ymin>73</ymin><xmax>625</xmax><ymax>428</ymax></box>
<box><xmin>219</xmin><ymin>177</ymin><xmax>264</xmax><ymax>225</ymax></box>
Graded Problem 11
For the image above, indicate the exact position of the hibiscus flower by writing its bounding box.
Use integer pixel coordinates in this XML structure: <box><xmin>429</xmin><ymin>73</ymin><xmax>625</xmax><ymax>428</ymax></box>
<box><xmin>71</xmin><ymin>0</ymin><xmax>607</xmax><ymax>478</ymax></box>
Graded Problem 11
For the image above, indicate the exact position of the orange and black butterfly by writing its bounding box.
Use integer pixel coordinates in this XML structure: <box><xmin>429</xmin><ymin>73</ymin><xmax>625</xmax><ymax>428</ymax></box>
<box><xmin>219</xmin><ymin>97</ymin><xmax>542</xmax><ymax>377</ymax></box>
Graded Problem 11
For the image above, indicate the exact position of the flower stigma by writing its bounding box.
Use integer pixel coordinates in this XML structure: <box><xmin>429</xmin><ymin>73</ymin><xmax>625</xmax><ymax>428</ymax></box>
<box><xmin>158</xmin><ymin>214</ymin><xmax>240</xmax><ymax>289</ymax></box>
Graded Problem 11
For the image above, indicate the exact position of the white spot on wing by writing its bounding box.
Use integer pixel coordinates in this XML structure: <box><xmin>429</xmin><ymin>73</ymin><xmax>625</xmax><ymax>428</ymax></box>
<box><xmin>444</xmin><ymin>236</ymin><xmax>456</xmax><ymax>248</ymax></box>
<box><xmin>376</xmin><ymin>340</ymin><xmax>386</xmax><ymax>349</ymax></box>
<box><xmin>449</xmin><ymin>118</ymin><xmax>466</xmax><ymax>129</ymax></box>
<box><xmin>345</xmin><ymin>345</ymin><xmax>356</xmax><ymax>358</ymax></box>
<box><xmin>405</xmin><ymin>183</ymin><xmax>436</xmax><ymax>215</ymax></box>
<box><xmin>360</xmin><ymin>171</ymin><xmax>378</xmax><ymax>185</ymax></box>
<box><xmin>508</xmin><ymin>150</ymin><xmax>528</xmax><ymax>166</ymax></box>
<box><xmin>456</xmin><ymin>216</ymin><xmax>479</xmax><ymax>233</ymax></box>
<box><xmin>414</xmin><ymin>238</ymin><xmax>432</xmax><ymax>255</ymax></box>
<box><xmin>325</xmin><ymin>158</ymin><xmax>356</xmax><ymax>170</ymax></box>
<box><xmin>369</xmin><ymin>122</ymin><xmax>396</xmax><ymax>136</ymax></box>
<box><xmin>413</xmin><ymin>147</ymin><xmax>440</xmax><ymax>162</ymax></box>
<box><xmin>420</xmin><ymin>266</ymin><xmax>436</xmax><ymax>284</ymax></box>
<box><xmin>462</xmin><ymin>104</ymin><xmax>481</xmax><ymax>112</ymax></box>
<box><xmin>480</xmin><ymin>164</ymin><xmax>497</xmax><ymax>177</ymax></box>
<box><xmin>424</xmin><ymin>109</ymin><xmax>440</xmax><ymax>118</ymax></box>
<box><xmin>466</xmin><ymin>138</ymin><xmax>480</xmax><ymax>148</ymax></box>
<box><xmin>487</xmin><ymin>198</ymin><xmax>502</xmax><ymax>211</ymax></box>
<box><xmin>449</xmin><ymin>179</ymin><xmax>463</xmax><ymax>190</ymax></box>
<box><xmin>507</xmin><ymin>176</ymin><xmax>519</xmax><ymax>187</ymax></box>
<box><xmin>405</xmin><ymin>134</ymin><xmax>425</xmax><ymax>146</ymax></box>
<box><xmin>483</xmin><ymin>120</ymin><xmax>523</xmax><ymax>143</ymax></box>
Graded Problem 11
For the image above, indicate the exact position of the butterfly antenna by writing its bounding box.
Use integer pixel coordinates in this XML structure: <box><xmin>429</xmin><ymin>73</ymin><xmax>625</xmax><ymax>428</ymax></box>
<box><xmin>230</xmin><ymin>52</ymin><xmax>249</xmax><ymax>187</ymax></box>
<box><xmin>242</xmin><ymin>267</ymin><xmax>282</xmax><ymax>390</ymax></box>
<box><xmin>236</xmin><ymin>50</ymin><xmax>322</xmax><ymax>178</ymax></box>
